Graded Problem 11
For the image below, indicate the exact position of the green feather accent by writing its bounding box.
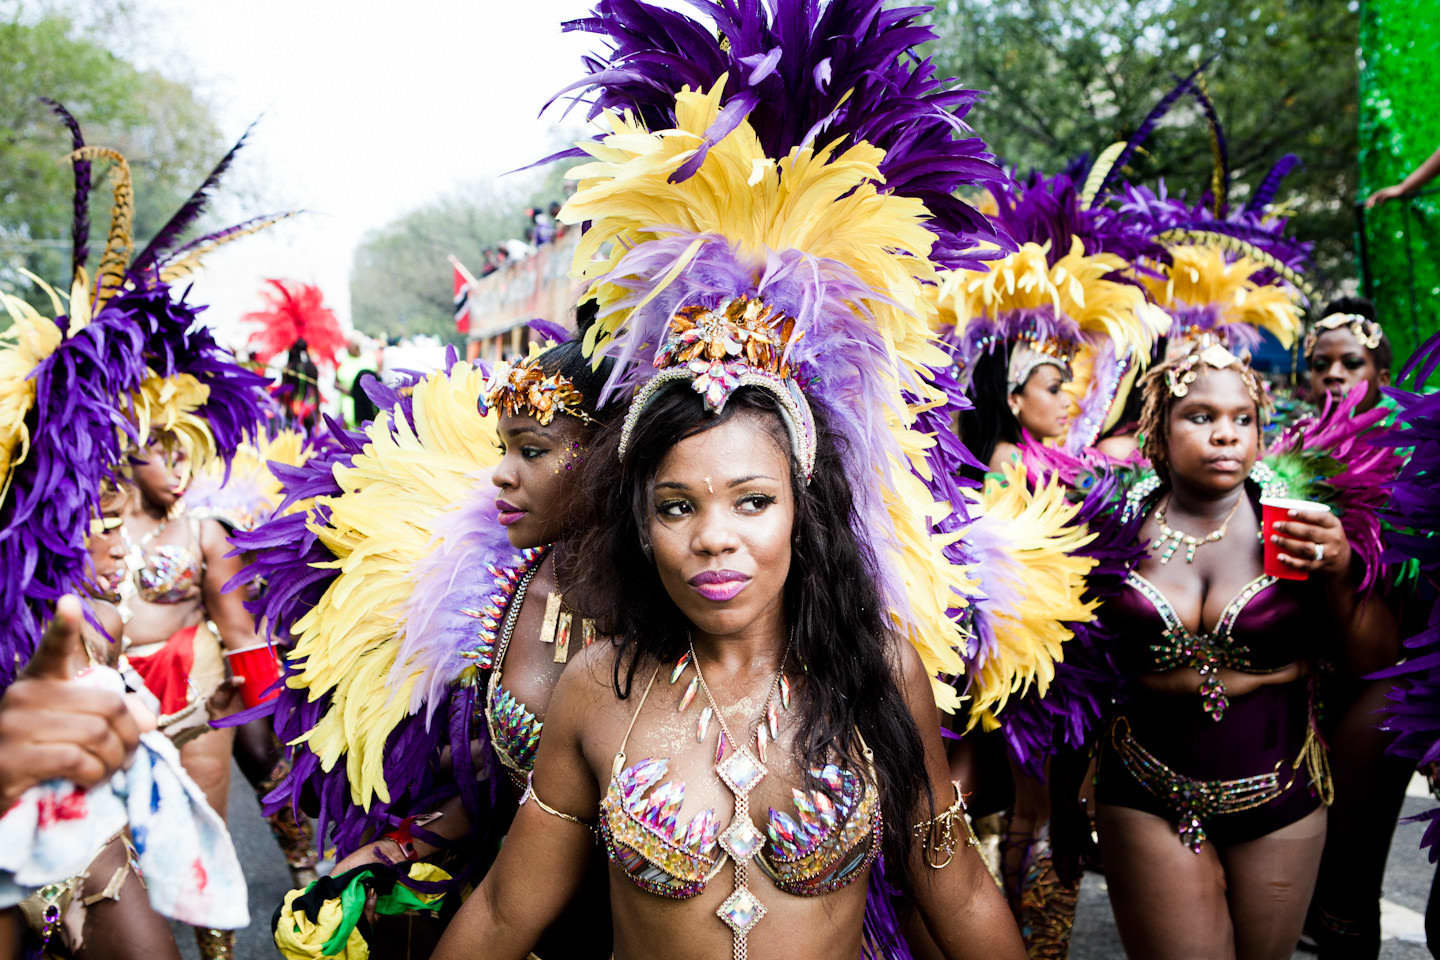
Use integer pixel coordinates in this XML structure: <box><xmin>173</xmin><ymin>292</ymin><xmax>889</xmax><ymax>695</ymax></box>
<box><xmin>1260</xmin><ymin>448</ymin><xmax>1342</xmax><ymax>508</ymax></box>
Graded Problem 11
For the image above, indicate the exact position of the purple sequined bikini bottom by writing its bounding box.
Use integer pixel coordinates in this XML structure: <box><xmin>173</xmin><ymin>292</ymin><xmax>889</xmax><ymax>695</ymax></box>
<box><xmin>1097</xmin><ymin>682</ymin><xmax>1324</xmax><ymax>850</ymax></box>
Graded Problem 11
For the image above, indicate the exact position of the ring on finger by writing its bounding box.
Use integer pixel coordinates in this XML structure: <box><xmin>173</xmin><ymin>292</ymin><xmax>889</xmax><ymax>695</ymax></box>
<box><xmin>1313</xmin><ymin>543</ymin><xmax>1324</xmax><ymax>563</ymax></box>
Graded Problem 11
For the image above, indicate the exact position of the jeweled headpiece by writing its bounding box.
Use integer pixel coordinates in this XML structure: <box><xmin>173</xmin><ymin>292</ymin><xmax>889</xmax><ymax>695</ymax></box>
<box><xmin>1304</xmin><ymin>312</ymin><xmax>1385</xmax><ymax>358</ymax></box>
<box><xmin>1163</xmin><ymin>331</ymin><xmax>1262</xmax><ymax>404</ymax></box>
<box><xmin>485</xmin><ymin>354</ymin><xmax>596</xmax><ymax>427</ymax></box>
<box><xmin>617</xmin><ymin>297</ymin><xmax>815</xmax><ymax>476</ymax></box>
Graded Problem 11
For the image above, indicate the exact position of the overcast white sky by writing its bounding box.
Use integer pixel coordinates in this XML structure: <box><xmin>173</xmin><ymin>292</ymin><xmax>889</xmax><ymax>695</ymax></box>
<box><xmin>126</xmin><ymin>0</ymin><xmax>605</xmax><ymax>344</ymax></box>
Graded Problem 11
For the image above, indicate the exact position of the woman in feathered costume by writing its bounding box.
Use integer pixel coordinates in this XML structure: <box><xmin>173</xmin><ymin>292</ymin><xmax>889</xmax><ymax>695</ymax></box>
<box><xmin>1087</xmin><ymin>329</ymin><xmax>1399</xmax><ymax>959</ymax></box>
<box><xmin>1298</xmin><ymin>297</ymin><xmax>1422</xmax><ymax>957</ymax></box>
<box><xmin>433</xmin><ymin>2</ymin><xmax>1027</xmax><ymax>958</ymax></box>
<box><xmin>243</xmin><ymin>278</ymin><xmax>346</xmax><ymax>432</ymax></box>
<box><xmin>926</xmin><ymin>168</ymin><xmax>1162</xmax><ymax>958</ymax></box>
<box><xmin>0</xmin><ymin>102</ymin><xmax>285</xmax><ymax>959</ymax></box>
<box><xmin>260</xmin><ymin>314</ymin><xmax>625</xmax><ymax>960</ymax></box>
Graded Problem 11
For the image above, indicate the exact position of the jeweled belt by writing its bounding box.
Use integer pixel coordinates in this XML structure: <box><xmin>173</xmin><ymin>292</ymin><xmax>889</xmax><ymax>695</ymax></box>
<box><xmin>1108</xmin><ymin>716</ymin><xmax>1303</xmax><ymax>853</ymax></box>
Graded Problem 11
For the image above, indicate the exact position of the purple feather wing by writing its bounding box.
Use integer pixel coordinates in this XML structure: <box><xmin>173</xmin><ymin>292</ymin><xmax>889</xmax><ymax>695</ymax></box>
<box><xmin>1376</xmin><ymin>332</ymin><xmax>1440</xmax><ymax>855</ymax></box>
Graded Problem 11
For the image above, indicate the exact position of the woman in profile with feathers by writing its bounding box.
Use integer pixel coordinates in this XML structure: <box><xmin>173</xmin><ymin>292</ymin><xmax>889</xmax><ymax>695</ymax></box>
<box><xmin>258</xmin><ymin>309</ymin><xmax>623</xmax><ymax>960</ymax></box>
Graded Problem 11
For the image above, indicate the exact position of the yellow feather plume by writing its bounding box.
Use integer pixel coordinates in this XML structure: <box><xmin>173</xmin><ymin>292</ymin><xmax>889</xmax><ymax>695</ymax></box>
<box><xmin>158</xmin><ymin>211</ymin><xmax>300</xmax><ymax>284</ymax></box>
<box><xmin>559</xmin><ymin>77</ymin><xmax>950</xmax><ymax>386</ymax></box>
<box><xmin>0</xmin><ymin>296</ymin><xmax>64</xmax><ymax>500</ymax></box>
<box><xmin>1142</xmin><ymin>243</ymin><xmax>1302</xmax><ymax>348</ymax></box>
<box><xmin>935</xmin><ymin>238</ymin><xmax>1157</xmax><ymax>362</ymax></box>
<box><xmin>128</xmin><ymin>372</ymin><xmax>216</xmax><ymax>489</ymax></box>
<box><xmin>68</xmin><ymin>147</ymin><xmax>133</xmax><ymax>312</ymax></box>
<box><xmin>1080</xmin><ymin>142</ymin><xmax>1127</xmax><ymax>208</ymax></box>
<box><xmin>283</xmin><ymin>361</ymin><xmax>499</xmax><ymax>807</ymax></box>
<box><xmin>960</xmin><ymin>461</ymin><xmax>1099</xmax><ymax>727</ymax></box>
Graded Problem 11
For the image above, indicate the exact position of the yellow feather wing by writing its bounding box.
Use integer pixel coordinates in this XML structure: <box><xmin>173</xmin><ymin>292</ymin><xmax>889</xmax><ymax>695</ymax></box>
<box><xmin>284</xmin><ymin>361</ymin><xmax>498</xmax><ymax>808</ymax></box>
<box><xmin>960</xmin><ymin>461</ymin><xmax>1099</xmax><ymax>725</ymax></box>
<box><xmin>68</xmin><ymin>147</ymin><xmax>133</xmax><ymax>312</ymax></box>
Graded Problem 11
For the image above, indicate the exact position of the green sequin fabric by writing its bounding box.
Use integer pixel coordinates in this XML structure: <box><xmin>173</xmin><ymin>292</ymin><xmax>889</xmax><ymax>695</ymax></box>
<box><xmin>1359</xmin><ymin>0</ymin><xmax>1440</xmax><ymax>369</ymax></box>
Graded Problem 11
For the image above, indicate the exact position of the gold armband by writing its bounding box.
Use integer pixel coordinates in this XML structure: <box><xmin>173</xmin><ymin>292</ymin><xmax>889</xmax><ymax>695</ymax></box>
<box><xmin>913</xmin><ymin>781</ymin><xmax>978</xmax><ymax>869</ymax></box>
<box><xmin>520</xmin><ymin>773</ymin><xmax>593</xmax><ymax>828</ymax></box>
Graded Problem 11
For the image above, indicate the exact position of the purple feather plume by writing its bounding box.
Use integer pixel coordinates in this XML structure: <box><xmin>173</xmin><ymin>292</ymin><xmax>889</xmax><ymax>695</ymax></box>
<box><xmin>1094</xmin><ymin>60</ymin><xmax>1210</xmax><ymax>201</ymax></box>
<box><xmin>1246</xmin><ymin>154</ymin><xmax>1301</xmax><ymax>214</ymax></box>
<box><xmin>1376</xmin><ymin>330</ymin><xmax>1440</xmax><ymax>855</ymax></box>
<box><xmin>551</xmin><ymin>0</ymin><xmax>1012</xmax><ymax>268</ymax></box>
<box><xmin>39</xmin><ymin>98</ymin><xmax>90</xmax><ymax>277</ymax></box>
<box><xmin>131</xmin><ymin>121</ymin><xmax>257</xmax><ymax>275</ymax></box>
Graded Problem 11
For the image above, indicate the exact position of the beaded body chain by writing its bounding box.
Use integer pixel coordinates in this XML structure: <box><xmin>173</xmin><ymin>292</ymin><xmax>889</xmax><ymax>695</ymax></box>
<box><xmin>687</xmin><ymin>640</ymin><xmax>788</xmax><ymax>960</ymax></box>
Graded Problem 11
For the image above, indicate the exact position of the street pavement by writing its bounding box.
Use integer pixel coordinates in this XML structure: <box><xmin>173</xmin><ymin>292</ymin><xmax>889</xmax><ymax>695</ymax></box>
<box><xmin>177</xmin><ymin>763</ymin><xmax>1438</xmax><ymax>959</ymax></box>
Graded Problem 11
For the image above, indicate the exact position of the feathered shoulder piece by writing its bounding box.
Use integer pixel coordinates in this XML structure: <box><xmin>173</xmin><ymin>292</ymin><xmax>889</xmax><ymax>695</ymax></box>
<box><xmin>551</xmin><ymin>0</ymin><xmax>1010</xmax><ymax>269</ymax></box>
<box><xmin>1374</xmin><ymin>331</ymin><xmax>1440</xmax><ymax>853</ymax></box>
<box><xmin>253</xmin><ymin>358</ymin><xmax>521</xmax><ymax>855</ymax></box>
<box><xmin>555</xmin><ymin>3</ymin><xmax>1012</xmax><ymax>709</ymax></box>
<box><xmin>0</xmin><ymin>102</ymin><xmax>286</xmax><ymax>686</ymax></box>
<box><xmin>955</xmin><ymin>458</ymin><xmax>1142</xmax><ymax>774</ymax></box>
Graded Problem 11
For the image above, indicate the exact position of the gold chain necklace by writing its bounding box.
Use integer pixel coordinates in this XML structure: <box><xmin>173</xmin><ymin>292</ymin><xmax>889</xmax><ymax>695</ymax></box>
<box><xmin>1152</xmin><ymin>493</ymin><xmax>1244</xmax><ymax>564</ymax></box>
<box><xmin>686</xmin><ymin>638</ymin><xmax>789</xmax><ymax>960</ymax></box>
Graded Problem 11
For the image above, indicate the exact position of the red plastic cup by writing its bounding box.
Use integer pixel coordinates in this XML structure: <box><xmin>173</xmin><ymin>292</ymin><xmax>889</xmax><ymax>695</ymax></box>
<box><xmin>223</xmin><ymin>642</ymin><xmax>283</xmax><ymax>709</ymax></box>
<box><xmin>1260</xmin><ymin>497</ymin><xmax>1333</xmax><ymax>581</ymax></box>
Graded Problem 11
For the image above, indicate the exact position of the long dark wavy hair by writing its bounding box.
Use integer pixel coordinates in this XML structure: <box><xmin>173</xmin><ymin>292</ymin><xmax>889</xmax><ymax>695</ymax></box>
<box><xmin>572</xmin><ymin>383</ymin><xmax>933</xmax><ymax>897</ymax></box>
<box><xmin>957</xmin><ymin>348</ymin><xmax>1021</xmax><ymax>474</ymax></box>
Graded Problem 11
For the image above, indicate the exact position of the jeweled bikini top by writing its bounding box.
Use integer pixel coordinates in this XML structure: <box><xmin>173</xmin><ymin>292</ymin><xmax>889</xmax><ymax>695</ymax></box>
<box><xmin>125</xmin><ymin>516</ymin><xmax>203</xmax><ymax>605</ymax></box>
<box><xmin>596</xmin><ymin>666</ymin><xmax>881</xmax><ymax>901</ymax></box>
<box><xmin>482</xmin><ymin>549</ymin><xmax>596</xmax><ymax>787</ymax></box>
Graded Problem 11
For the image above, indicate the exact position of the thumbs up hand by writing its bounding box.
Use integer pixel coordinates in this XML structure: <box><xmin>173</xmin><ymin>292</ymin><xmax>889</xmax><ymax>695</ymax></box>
<box><xmin>0</xmin><ymin>596</ymin><xmax>141</xmax><ymax>810</ymax></box>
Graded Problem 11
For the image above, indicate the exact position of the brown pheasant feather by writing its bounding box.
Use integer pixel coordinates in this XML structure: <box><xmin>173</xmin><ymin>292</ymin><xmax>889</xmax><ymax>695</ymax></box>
<box><xmin>67</xmin><ymin>147</ymin><xmax>133</xmax><ymax>311</ymax></box>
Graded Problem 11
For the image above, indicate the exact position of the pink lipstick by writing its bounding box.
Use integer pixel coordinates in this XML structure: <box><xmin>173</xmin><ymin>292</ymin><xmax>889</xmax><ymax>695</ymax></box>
<box><xmin>688</xmin><ymin>569</ymin><xmax>751</xmax><ymax>602</ymax></box>
<box><xmin>495</xmin><ymin>499</ymin><xmax>527</xmax><ymax>526</ymax></box>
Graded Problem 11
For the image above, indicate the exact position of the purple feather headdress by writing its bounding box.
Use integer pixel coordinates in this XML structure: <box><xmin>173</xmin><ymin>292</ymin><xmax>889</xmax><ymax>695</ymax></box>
<box><xmin>548</xmin><ymin>0</ymin><xmax>1013</xmax><ymax>269</ymax></box>
<box><xmin>0</xmin><ymin>102</ymin><xmax>286</xmax><ymax>686</ymax></box>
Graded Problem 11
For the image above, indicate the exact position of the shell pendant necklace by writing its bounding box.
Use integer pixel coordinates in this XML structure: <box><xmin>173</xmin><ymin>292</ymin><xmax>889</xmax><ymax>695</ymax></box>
<box><xmin>679</xmin><ymin>638</ymin><xmax>789</xmax><ymax>959</ymax></box>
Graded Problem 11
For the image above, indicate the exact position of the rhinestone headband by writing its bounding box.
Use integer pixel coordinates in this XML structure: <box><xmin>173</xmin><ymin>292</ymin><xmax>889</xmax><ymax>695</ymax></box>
<box><xmin>1006</xmin><ymin>338</ymin><xmax>1074</xmax><ymax>394</ymax></box>
<box><xmin>1303</xmin><ymin>312</ymin><xmax>1384</xmax><ymax>358</ymax></box>
<box><xmin>616</xmin><ymin>297</ymin><xmax>817</xmax><ymax>482</ymax></box>
<box><xmin>484</xmin><ymin>354</ymin><xmax>596</xmax><ymax>426</ymax></box>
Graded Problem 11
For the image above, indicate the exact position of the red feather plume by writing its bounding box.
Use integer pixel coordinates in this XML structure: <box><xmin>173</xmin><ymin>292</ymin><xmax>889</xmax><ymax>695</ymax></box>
<box><xmin>243</xmin><ymin>279</ymin><xmax>345</xmax><ymax>369</ymax></box>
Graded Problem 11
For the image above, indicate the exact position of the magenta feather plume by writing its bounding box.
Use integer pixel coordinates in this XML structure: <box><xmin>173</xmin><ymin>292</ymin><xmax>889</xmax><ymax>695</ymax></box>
<box><xmin>1266</xmin><ymin>381</ymin><xmax>1402</xmax><ymax>593</ymax></box>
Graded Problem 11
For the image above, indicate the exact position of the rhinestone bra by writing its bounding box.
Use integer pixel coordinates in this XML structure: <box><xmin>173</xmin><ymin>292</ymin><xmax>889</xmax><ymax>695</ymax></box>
<box><xmin>1123</xmin><ymin>571</ymin><xmax>1278</xmax><ymax>721</ymax></box>
<box><xmin>596</xmin><ymin>668</ymin><xmax>881</xmax><ymax>903</ymax></box>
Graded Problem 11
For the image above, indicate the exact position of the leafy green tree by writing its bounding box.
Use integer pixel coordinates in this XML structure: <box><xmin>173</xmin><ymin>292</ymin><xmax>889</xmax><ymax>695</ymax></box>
<box><xmin>1</xmin><ymin>2</ymin><xmax>226</xmax><ymax>307</ymax></box>
<box><xmin>349</xmin><ymin>163</ymin><xmax>570</xmax><ymax>343</ymax></box>
<box><xmin>925</xmin><ymin>0</ymin><xmax>1359</xmax><ymax>294</ymax></box>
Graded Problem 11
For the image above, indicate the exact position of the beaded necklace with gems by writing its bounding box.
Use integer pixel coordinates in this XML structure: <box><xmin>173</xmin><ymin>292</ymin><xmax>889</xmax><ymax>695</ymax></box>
<box><xmin>1152</xmin><ymin>493</ymin><xmax>1244</xmax><ymax>564</ymax></box>
<box><xmin>682</xmin><ymin>639</ymin><xmax>791</xmax><ymax>959</ymax></box>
